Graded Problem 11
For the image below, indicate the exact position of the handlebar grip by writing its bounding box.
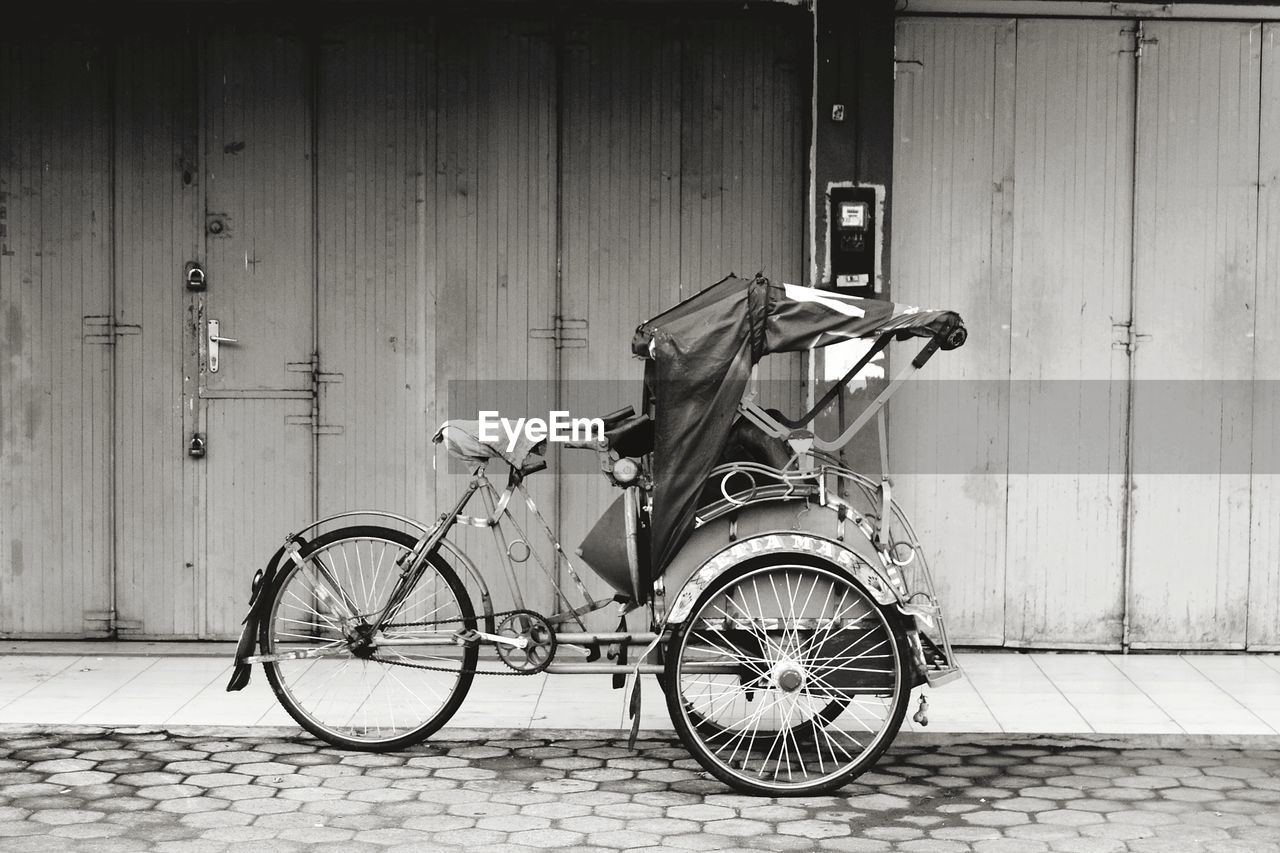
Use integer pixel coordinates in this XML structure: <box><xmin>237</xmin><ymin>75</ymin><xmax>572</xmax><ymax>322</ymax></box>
<box><xmin>600</xmin><ymin>406</ymin><xmax>636</xmax><ymax>431</ymax></box>
<box><xmin>942</xmin><ymin>324</ymin><xmax>967</xmax><ymax>351</ymax></box>
<box><xmin>912</xmin><ymin>318</ymin><xmax>967</xmax><ymax>368</ymax></box>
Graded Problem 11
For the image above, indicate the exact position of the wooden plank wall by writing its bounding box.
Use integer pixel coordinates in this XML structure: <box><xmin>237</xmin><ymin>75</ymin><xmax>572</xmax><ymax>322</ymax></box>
<box><xmin>890</xmin><ymin>19</ymin><xmax>1015</xmax><ymax>645</ymax></box>
<box><xmin>112</xmin><ymin>39</ymin><xmax>203</xmax><ymax>637</ymax></box>
<box><xmin>313</xmin><ymin>17</ymin><xmax>561</xmax><ymax>614</ymax></box>
<box><xmin>893</xmin><ymin>16</ymin><xmax>1280</xmax><ymax>649</ymax></box>
<box><xmin>315</xmin><ymin>22</ymin><xmax>433</xmax><ymax>517</ymax></box>
<box><xmin>681</xmin><ymin>16</ymin><xmax>807</xmax><ymax>416</ymax></box>
<box><xmin>557</xmin><ymin>14</ymin><xmax>808</xmax><ymax>622</ymax></box>
<box><xmin>1127</xmin><ymin>22</ymin><xmax>1261</xmax><ymax>649</ymax></box>
<box><xmin>1004</xmin><ymin>19</ymin><xmax>1132</xmax><ymax>647</ymax></box>
<box><xmin>428</xmin><ymin>19</ymin><xmax>560</xmax><ymax>613</ymax></box>
<box><xmin>199</xmin><ymin>31</ymin><xmax>317</xmax><ymax>639</ymax></box>
<box><xmin>0</xmin><ymin>40</ymin><xmax>114</xmax><ymax>637</ymax></box>
<box><xmin>310</xmin><ymin>12</ymin><xmax>806</xmax><ymax>621</ymax></box>
<box><xmin>201</xmin><ymin>32</ymin><xmax>316</xmax><ymax>396</ymax></box>
<box><xmin>0</xmin><ymin>9</ymin><xmax>803</xmax><ymax>639</ymax></box>
<box><xmin>1250</xmin><ymin>23</ymin><xmax>1280</xmax><ymax>650</ymax></box>
<box><xmin>558</xmin><ymin>18</ymin><xmax>683</xmax><ymax>618</ymax></box>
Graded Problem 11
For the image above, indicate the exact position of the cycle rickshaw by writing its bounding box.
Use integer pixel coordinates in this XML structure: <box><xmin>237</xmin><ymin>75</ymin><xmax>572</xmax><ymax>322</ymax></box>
<box><xmin>228</xmin><ymin>273</ymin><xmax>967</xmax><ymax>796</ymax></box>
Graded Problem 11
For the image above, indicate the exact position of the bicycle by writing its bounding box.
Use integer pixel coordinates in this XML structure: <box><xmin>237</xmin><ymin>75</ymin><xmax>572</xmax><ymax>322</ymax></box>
<box><xmin>228</xmin><ymin>273</ymin><xmax>967</xmax><ymax>796</ymax></box>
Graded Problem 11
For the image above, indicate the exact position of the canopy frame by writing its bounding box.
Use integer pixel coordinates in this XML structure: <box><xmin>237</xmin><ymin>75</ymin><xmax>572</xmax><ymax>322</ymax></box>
<box><xmin>738</xmin><ymin>328</ymin><xmax>947</xmax><ymax>454</ymax></box>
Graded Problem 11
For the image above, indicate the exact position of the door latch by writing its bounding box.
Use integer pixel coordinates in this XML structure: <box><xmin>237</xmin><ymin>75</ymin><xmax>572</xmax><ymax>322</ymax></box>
<box><xmin>207</xmin><ymin>319</ymin><xmax>237</xmax><ymax>372</ymax></box>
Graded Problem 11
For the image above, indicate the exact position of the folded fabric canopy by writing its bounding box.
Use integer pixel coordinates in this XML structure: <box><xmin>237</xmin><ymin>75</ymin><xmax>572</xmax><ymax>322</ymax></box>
<box><xmin>633</xmin><ymin>273</ymin><xmax>962</xmax><ymax>577</ymax></box>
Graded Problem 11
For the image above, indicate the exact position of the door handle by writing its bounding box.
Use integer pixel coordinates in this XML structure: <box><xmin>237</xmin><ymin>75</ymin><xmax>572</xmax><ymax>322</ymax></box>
<box><xmin>208</xmin><ymin>319</ymin><xmax>238</xmax><ymax>373</ymax></box>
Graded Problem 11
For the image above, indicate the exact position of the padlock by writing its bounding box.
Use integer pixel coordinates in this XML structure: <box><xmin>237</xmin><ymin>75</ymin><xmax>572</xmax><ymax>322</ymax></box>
<box><xmin>185</xmin><ymin>261</ymin><xmax>206</xmax><ymax>291</ymax></box>
<box><xmin>188</xmin><ymin>433</ymin><xmax>206</xmax><ymax>458</ymax></box>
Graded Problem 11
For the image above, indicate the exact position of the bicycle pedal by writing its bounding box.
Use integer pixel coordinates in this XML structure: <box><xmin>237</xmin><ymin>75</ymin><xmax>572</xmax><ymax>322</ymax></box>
<box><xmin>453</xmin><ymin>629</ymin><xmax>482</xmax><ymax>647</ymax></box>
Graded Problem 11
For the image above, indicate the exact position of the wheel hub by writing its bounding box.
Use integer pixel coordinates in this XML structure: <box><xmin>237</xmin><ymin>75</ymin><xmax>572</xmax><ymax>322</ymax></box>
<box><xmin>773</xmin><ymin>663</ymin><xmax>806</xmax><ymax>693</ymax></box>
<box><xmin>345</xmin><ymin>623</ymin><xmax>378</xmax><ymax>659</ymax></box>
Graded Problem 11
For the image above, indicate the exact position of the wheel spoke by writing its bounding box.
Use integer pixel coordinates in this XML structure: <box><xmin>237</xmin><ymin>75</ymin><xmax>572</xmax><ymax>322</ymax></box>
<box><xmin>672</xmin><ymin>561</ymin><xmax>904</xmax><ymax>795</ymax></box>
<box><xmin>262</xmin><ymin>529</ymin><xmax>475</xmax><ymax>749</ymax></box>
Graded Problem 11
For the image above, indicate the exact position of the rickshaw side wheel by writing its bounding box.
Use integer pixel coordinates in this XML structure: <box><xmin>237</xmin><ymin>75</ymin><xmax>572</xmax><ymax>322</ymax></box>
<box><xmin>664</xmin><ymin>554</ymin><xmax>910</xmax><ymax>797</ymax></box>
<box><xmin>260</xmin><ymin>525</ymin><xmax>477</xmax><ymax>752</ymax></box>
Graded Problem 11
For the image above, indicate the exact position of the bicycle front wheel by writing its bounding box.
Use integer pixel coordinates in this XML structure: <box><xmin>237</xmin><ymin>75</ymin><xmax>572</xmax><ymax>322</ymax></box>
<box><xmin>666</xmin><ymin>556</ymin><xmax>910</xmax><ymax>796</ymax></box>
<box><xmin>260</xmin><ymin>525</ymin><xmax>477</xmax><ymax>751</ymax></box>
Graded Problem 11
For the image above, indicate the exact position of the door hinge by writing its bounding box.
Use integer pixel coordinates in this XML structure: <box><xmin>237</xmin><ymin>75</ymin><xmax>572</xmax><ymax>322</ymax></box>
<box><xmin>1122</xmin><ymin>21</ymin><xmax>1158</xmax><ymax>59</ymax></box>
<box><xmin>286</xmin><ymin>354</ymin><xmax>343</xmax><ymax>433</ymax></box>
<box><xmin>1112</xmin><ymin>321</ymin><xmax>1152</xmax><ymax>354</ymax></box>
<box><xmin>287</xmin><ymin>353</ymin><xmax>344</xmax><ymax>388</ymax></box>
<box><xmin>84</xmin><ymin>610</ymin><xmax>144</xmax><ymax>635</ymax></box>
<box><xmin>286</xmin><ymin>412</ymin><xmax>345</xmax><ymax>435</ymax></box>
<box><xmin>82</xmin><ymin>316</ymin><xmax>142</xmax><ymax>345</ymax></box>
<box><xmin>530</xmin><ymin>315</ymin><xmax>588</xmax><ymax>349</ymax></box>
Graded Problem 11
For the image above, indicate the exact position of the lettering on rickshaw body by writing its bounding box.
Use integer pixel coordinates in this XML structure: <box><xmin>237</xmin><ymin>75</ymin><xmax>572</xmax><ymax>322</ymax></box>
<box><xmin>665</xmin><ymin>532</ymin><xmax>899</xmax><ymax>625</ymax></box>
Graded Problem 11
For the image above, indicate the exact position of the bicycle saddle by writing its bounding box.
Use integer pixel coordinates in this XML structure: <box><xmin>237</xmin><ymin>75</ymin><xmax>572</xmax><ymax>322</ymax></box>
<box><xmin>432</xmin><ymin>420</ymin><xmax>547</xmax><ymax>475</ymax></box>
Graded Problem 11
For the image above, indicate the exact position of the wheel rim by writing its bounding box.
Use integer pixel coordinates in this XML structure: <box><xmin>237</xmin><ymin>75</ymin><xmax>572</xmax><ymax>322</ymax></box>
<box><xmin>265</xmin><ymin>533</ymin><xmax>471</xmax><ymax>745</ymax></box>
<box><xmin>674</xmin><ymin>563</ymin><xmax>902</xmax><ymax>791</ymax></box>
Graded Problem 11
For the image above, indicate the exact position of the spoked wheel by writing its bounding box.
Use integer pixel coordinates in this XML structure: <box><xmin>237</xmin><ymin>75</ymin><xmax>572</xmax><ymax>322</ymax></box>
<box><xmin>260</xmin><ymin>525</ymin><xmax>477</xmax><ymax>751</ymax></box>
<box><xmin>666</xmin><ymin>556</ymin><xmax>910</xmax><ymax>796</ymax></box>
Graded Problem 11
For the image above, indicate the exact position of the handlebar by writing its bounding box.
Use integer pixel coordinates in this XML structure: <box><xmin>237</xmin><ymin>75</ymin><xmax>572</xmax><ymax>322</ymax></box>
<box><xmin>768</xmin><ymin>316</ymin><xmax>966</xmax><ymax>432</ymax></box>
<box><xmin>564</xmin><ymin>407</ymin><xmax>655</xmax><ymax>459</ymax></box>
<box><xmin>562</xmin><ymin>408</ymin><xmax>630</xmax><ymax>449</ymax></box>
<box><xmin>911</xmin><ymin>320</ymin><xmax>967</xmax><ymax>368</ymax></box>
<box><xmin>562</xmin><ymin>439</ymin><xmax>606</xmax><ymax>450</ymax></box>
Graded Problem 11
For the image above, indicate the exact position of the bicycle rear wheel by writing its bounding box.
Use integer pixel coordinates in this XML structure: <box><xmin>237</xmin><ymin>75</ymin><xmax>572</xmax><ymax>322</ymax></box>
<box><xmin>260</xmin><ymin>525</ymin><xmax>476</xmax><ymax>751</ymax></box>
<box><xmin>666</xmin><ymin>556</ymin><xmax>909</xmax><ymax>796</ymax></box>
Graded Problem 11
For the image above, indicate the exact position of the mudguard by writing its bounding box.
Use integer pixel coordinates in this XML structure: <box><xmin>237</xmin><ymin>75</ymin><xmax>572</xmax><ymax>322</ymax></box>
<box><xmin>661</xmin><ymin>498</ymin><xmax>899</xmax><ymax>625</ymax></box>
<box><xmin>225</xmin><ymin>537</ymin><xmax>306</xmax><ymax>692</ymax></box>
<box><xmin>661</xmin><ymin>496</ymin><xmax>959</xmax><ymax>688</ymax></box>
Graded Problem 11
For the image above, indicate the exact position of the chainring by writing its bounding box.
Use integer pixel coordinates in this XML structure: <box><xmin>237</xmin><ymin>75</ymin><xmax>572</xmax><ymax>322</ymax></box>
<box><xmin>494</xmin><ymin>609</ymin><xmax>557</xmax><ymax>674</ymax></box>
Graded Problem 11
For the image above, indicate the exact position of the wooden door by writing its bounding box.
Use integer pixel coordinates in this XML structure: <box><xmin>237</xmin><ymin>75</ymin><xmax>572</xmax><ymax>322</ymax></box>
<box><xmin>112</xmin><ymin>39</ymin><xmax>204</xmax><ymax>637</ymax></box>
<box><xmin>0</xmin><ymin>39</ymin><xmax>113</xmax><ymax>636</ymax></box>
<box><xmin>1004</xmin><ymin>19</ymin><xmax>1133</xmax><ymax>647</ymax></box>
<box><xmin>889</xmin><ymin>18</ymin><xmax>1016</xmax><ymax>645</ymax></box>
<box><xmin>197</xmin><ymin>32</ymin><xmax>316</xmax><ymax>638</ymax></box>
<box><xmin>1127</xmin><ymin>21</ymin><xmax>1262</xmax><ymax>649</ymax></box>
<box><xmin>114</xmin><ymin>31</ymin><xmax>316</xmax><ymax>639</ymax></box>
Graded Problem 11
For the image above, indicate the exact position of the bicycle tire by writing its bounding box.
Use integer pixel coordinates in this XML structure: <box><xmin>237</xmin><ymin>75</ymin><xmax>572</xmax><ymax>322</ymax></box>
<box><xmin>666</xmin><ymin>554</ymin><xmax>910</xmax><ymax>796</ymax></box>
<box><xmin>260</xmin><ymin>525</ymin><xmax>477</xmax><ymax>751</ymax></box>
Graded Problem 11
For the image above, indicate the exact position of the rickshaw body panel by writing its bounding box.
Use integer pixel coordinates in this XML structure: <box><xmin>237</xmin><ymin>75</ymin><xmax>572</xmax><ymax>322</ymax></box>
<box><xmin>657</xmin><ymin>490</ymin><xmax>962</xmax><ymax>688</ymax></box>
<box><xmin>661</xmin><ymin>498</ymin><xmax>899</xmax><ymax>625</ymax></box>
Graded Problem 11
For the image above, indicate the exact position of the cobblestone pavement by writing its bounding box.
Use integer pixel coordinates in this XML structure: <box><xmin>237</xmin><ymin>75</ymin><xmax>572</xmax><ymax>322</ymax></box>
<box><xmin>0</xmin><ymin>728</ymin><xmax>1278</xmax><ymax>853</ymax></box>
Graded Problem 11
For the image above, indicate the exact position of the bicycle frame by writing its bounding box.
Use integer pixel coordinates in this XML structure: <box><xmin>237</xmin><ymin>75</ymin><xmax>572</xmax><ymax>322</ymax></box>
<box><xmin>248</xmin><ymin>460</ymin><xmax>674</xmax><ymax>674</ymax></box>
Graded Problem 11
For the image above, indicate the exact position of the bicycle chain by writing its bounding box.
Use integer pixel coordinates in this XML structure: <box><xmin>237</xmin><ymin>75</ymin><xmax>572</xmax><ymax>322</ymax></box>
<box><xmin>369</xmin><ymin>608</ymin><xmax>556</xmax><ymax>677</ymax></box>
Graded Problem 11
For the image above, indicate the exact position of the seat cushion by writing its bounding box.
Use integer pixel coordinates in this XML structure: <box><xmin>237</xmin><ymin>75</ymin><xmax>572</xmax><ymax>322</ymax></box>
<box><xmin>433</xmin><ymin>420</ymin><xmax>546</xmax><ymax>474</ymax></box>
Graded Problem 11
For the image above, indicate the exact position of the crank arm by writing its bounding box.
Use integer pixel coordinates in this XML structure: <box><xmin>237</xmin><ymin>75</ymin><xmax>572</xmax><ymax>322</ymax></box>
<box><xmin>453</xmin><ymin>629</ymin><xmax>528</xmax><ymax>650</ymax></box>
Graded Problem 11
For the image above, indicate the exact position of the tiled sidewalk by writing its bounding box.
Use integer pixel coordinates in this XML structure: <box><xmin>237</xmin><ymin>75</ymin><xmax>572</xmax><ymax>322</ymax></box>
<box><xmin>1</xmin><ymin>646</ymin><xmax>1279</xmax><ymax>741</ymax></box>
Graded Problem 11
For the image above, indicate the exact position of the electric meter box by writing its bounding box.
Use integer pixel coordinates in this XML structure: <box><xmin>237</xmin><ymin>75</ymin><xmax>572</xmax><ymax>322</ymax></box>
<box><xmin>825</xmin><ymin>183</ymin><xmax>883</xmax><ymax>297</ymax></box>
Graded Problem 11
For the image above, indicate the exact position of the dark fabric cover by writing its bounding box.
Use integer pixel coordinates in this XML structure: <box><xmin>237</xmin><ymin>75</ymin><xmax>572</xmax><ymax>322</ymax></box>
<box><xmin>633</xmin><ymin>273</ymin><xmax>962</xmax><ymax>576</ymax></box>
